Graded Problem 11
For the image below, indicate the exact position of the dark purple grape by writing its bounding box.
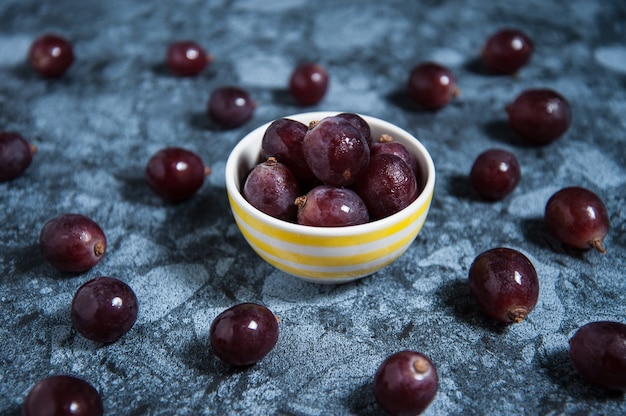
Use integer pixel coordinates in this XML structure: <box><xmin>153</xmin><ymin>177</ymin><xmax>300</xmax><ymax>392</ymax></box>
<box><xmin>302</xmin><ymin>116</ymin><xmax>370</xmax><ymax>187</ymax></box>
<box><xmin>569</xmin><ymin>321</ymin><xmax>626</xmax><ymax>392</ymax></box>
<box><xmin>468</xmin><ymin>247</ymin><xmax>539</xmax><ymax>324</ymax></box>
<box><xmin>288</xmin><ymin>63</ymin><xmax>329</xmax><ymax>106</ymax></box>
<box><xmin>261</xmin><ymin>118</ymin><xmax>313</xmax><ymax>180</ymax></box>
<box><xmin>545</xmin><ymin>187</ymin><xmax>609</xmax><ymax>253</ymax></box>
<box><xmin>0</xmin><ymin>131</ymin><xmax>36</xmax><ymax>181</ymax></box>
<box><xmin>28</xmin><ymin>33</ymin><xmax>74</xmax><ymax>78</ymax></box>
<box><xmin>469</xmin><ymin>148</ymin><xmax>521</xmax><ymax>200</ymax></box>
<box><xmin>207</xmin><ymin>86</ymin><xmax>256</xmax><ymax>129</ymax></box>
<box><xmin>336</xmin><ymin>112</ymin><xmax>372</xmax><ymax>147</ymax></box>
<box><xmin>243</xmin><ymin>157</ymin><xmax>300</xmax><ymax>222</ymax></box>
<box><xmin>39</xmin><ymin>214</ymin><xmax>107</xmax><ymax>273</ymax></box>
<box><xmin>295</xmin><ymin>185</ymin><xmax>369</xmax><ymax>227</ymax></box>
<box><xmin>166</xmin><ymin>40</ymin><xmax>212</xmax><ymax>77</ymax></box>
<box><xmin>407</xmin><ymin>62</ymin><xmax>459</xmax><ymax>110</ymax></box>
<box><xmin>373</xmin><ymin>350</ymin><xmax>438</xmax><ymax>416</ymax></box>
<box><xmin>22</xmin><ymin>375</ymin><xmax>103</xmax><ymax>416</ymax></box>
<box><xmin>145</xmin><ymin>147</ymin><xmax>209</xmax><ymax>202</ymax></box>
<box><xmin>355</xmin><ymin>153</ymin><xmax>418</xmax><ymax>220</ymax></box>
<box><xmin>370</xmin><ymin>134</ymin><xmax>418</xmax><ymax>177</ymax></box>
<box><xmin>71</xmin><ymin>276</ymin><xmax>138</xmax><ymax>343</ymax></box>
<box><xmin>506</xmin><ymin>88</ymin><xmax>572</xmax><ymax>145</ymax></box>
<box><xmin>210</xmin><ymin>302</ymin><xmax>279</xmax><ymax>366</ymax></box>
<box><xmin>481</xmin><ymin>28</ymin><xmax>533</xmax><ymax>75</ymax></box>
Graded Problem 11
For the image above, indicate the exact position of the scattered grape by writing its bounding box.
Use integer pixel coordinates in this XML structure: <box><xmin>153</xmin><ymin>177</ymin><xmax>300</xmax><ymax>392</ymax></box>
<box><xmin>145</xmin><ymin>147</ymin><xmax>210</xmax><ymax>202</ymax></box>
<box><xmin>373</xmin><ymin>350</ymin><xmax>438</xmax><ymax>416</ymax></box>
<box><xmin>166</xmin><ymin>40</ymin><xmax>212</xmax><ymax>76</ymax></box>
<box><xmin>506</xmin><ymin>88</ymin><xmax>572</xmax><ymax>145</ymax></box>
<box><xmin>296</xmin><ymin>185</ymin><xmax>369</xmax><ymax>227</ymax></box>
<box><xmin>261</xmin><ymin>118</ymin><xmax>313</xmax><ymax>180</ymax></box>
<box><xmin>207</xmin><ymin>86</ymin><xmax>256</xmax><ymax>128</ymax></box>
<box><xmin>288</xmin><ymin>63</ymin><xmax>329</xmax><ymax>106</ymax></box>
<box><xmin>302</xmin><ymin>115</ymin><xmax>370</xmax><ymax>187</ymax></box>
<box><xmin>370</xmin><ymin>134</ymin><xmax>418</xmax><ymax>177</ymax></box>
<box><xmin>71</xmin><ymin>276</ymin><xmax>139</xmax><ymax>343</ymax></box>
<box><xmin>545</xmin><ymin>186</ymin><xmax>609</xmax><ymax>252</ymax></box>
<box><xmin>28</xmin><ymin>33</ymin><xmax>74</xmax><ymax>78</ymax></box>
<box><xmin>569</xmin><ymin>321</ymin><xmax>626</xmax><ymax>392</ymax></box>
<box><xmin>243</xmin><ymin>157</ymin><xmax>300</xmax><ymax>222</ymax></box>
<box><xmin>210</xmin><ymin>302</ymin><xmax>279</xmax><ymax>366</ymax></box>
<box><xmin>481</xmin><ymin>28</ymin><xmax>533</xmax><ymax>75</ymax></box>
<box><xmin>468</xmin><ymin>247</ymin><xmax>539</xmax><ymax>323</ymax></box>
<box><xmin>469</xmin><ymin>148</ymin><xmax>521</xmax><ymax>200</ymax></box>
<box><xmin>0</xmin><ymin>131</ymin><xmax>36</xmax><ymax>181</ymax></box>
<box><xmin>22</xmin><ymin>375</ymin><xmax>103</xmax><ymax>416</ymax></box>
<box><xmin>407</xmin><ymin>62</ymin><xmax>459</xmax><ymax>110</ymax></box>
<box><xmin>39</xmin><ymin>214</ymin><xmax>107</xmax><ymax>273</ymax></box>
<box><xmin>355</xmin><ymin>153</ymin><xmax>418</xmax><ymax>220</ymax></box>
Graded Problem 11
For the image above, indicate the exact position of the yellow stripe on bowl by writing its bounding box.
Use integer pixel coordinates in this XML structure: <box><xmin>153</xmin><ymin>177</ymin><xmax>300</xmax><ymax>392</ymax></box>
<box><xmin>253</xmin><ymin>241</ymin><xmax>410</xmax><ymax>280</ymax></box>
<box><xmin>232</xmin><ymin>208</ymin><xmax>428</xmax><ymax>267</ymax></box>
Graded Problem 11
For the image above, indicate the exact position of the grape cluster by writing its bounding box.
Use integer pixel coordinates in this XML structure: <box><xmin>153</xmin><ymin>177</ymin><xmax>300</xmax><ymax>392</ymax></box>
<box><xmin>244</xmin><ymin>113</ymin><xmax>421</xmax><ymax>225</ymax></box>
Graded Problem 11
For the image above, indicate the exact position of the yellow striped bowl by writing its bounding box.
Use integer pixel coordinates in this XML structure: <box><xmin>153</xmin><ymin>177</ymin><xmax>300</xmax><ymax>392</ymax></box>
<box><xmin>225</xmin><ymin>112</ymin><xmax>435</xmax><ymax>284</ymax></box>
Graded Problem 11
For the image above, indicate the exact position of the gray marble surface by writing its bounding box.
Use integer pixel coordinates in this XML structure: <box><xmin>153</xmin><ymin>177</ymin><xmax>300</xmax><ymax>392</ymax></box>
<box><xmin>1</xmin><ymin>0</ymin><xmax>625</xmax><ymax>415</ymax></box>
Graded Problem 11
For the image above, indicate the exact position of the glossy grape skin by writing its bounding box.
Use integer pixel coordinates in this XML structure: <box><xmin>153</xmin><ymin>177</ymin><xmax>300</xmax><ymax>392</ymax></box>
<box><xmin>166</xmin><ymin>41</ymin><xmax>212</xmax><ymax>76</ymax></box>
<box><xmin>481</xmin><ymin>28</ymin><xmax>533</xmax><ymax>75</ymax></box>
<box><xmin>243</xmin><ymin>158</ymin><xmax>300</xmax><ymax>222</ymax></box>
<box><xmin>506</xmin><ymin>89</ymin><xmax>572</xmax><ymax>145</ymax></box>
<box><xmin>302</xmin><ymin>116</ymin><xmax>370</xmax><ymax>187</ymax></box>
<box><xmin>210</xmin><ymin>302</ymin><xmax>279</xmax><ymax>366</ymax></box>
<box><xmin>207</xmin><ymin>86</ymin><xmax>256</xmax><ymax>129</ymax></box>
<box><xmin>0</xmin><ymin>132</ymin><xmax>36</xmax><ymax>181</ymax></box>
<box><xmin>468</xmin><ymin>248</ymin><xmax>539</xmax><ymax>324</ymax></box>
<box><xmin>469</xmin><ymin>148</ymin><xmax>521</xmax><ymax>200</ymax></box>
<box><xmin>22</xmin><ymin>375</ymin><xmax>103</xmax><ymax>416</ymax></box>
<box><xmin>569</xmin><ymin>321</ymin><xmax>626</xmax><ymax>392</ymax></box>
<box><xmin>71</xmin><ymin>276</ymin><xmax>138</xmax><ymax>343</ymax></box>
<box><xmin>373</xmin><ymin>350</ymin><xmax>438</xmax><ymax>416</ymax></box>
<box><xmin>355</xmin><ymin>153</ymin><xmax>418</xmax><ymax>220</ymax></box>
<box><xmin>370</xmin><ymin>134</ymin><xmax>418</xmax><ymax>177</ymax></box>
<box><xmin>336</xmin><ymin>112</ymin><xmax>372</xmax><ymax>147</ymax></box>
<box><xmin>28</xmin><ymin>34</ymin><xmax>74</xmax><ymax>78</ymax></box>
<box><xmin>261</xmin><ymin>118</ymin><xmax>313</xmax><ymax>180</ymax></box>
<box><xmin>545</xmin><ymin>187</ymin><xmax>609</xmax><ymax>253</ymax></box>
<box><xmin>39</xmin><ymin>214</ymin><xmax>107</xmax><ymax>273</ymax></box>
<box><xmin>145</xmin><ymin>147</ymin><xmax>209</xmax><ymax>202</ymax></box>
<box><xmin>296</xmin><ymin>185</ymin><xmax>369</xmax><ymax>227</ymax></box>
<box><xmin>288</xmin><ymin>63</ymin><xmax>329</xmax><ymax>106</ymax></box>
<box><xmin>407</xmin><ymin>62</ymin><xmax>459</xmax><ymax>110</ymax></box>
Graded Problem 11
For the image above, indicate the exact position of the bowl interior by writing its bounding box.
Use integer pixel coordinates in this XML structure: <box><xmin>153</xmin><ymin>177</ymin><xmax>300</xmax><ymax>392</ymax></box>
<box><xmin>226</xmin><ymin>111</ymin><xmax>434</xmax><ymax>234</ymax></box>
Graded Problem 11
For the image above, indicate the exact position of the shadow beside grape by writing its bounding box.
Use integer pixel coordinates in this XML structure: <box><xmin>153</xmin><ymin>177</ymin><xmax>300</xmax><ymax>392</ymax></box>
<box><xmin>539</xmin><ymin>348</ymin><xmax>625</xmax><ymax>401</ymax></box>
<box><xmin>447</xmin><ymin>173</ymin><xmax>484</xmax><ymax>202</ymax></box>
<box><xmin>434</xmin><ymin>278</ymin><xmax>509</xmax><ymax>335</ymax></box>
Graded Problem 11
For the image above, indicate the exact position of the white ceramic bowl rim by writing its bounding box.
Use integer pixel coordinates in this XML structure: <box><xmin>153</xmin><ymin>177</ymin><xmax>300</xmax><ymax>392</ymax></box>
<box><xmin>225</xmin><ymin>111</ymin><xmax>436</xmax><ymax>238</ymax></box>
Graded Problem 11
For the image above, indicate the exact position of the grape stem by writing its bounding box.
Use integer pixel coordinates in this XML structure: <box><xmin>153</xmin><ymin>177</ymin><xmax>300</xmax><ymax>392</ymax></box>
<box><xmin>294</xmin><ymin>195</ymin><xmax>307</xmax><ymax>209</ymax></box>
<box><xmin>590</xmin><ymin>239</ymin><xmax>607</xmax><ymax>254</ymax></box>
<box><xmin>413</xmin><ymin>356</ymin><xmax>430</xmax><ymax>374</ymax></box>
<box><xmin>508</xmin><ymin>307</ymin><xmax>528</xmax><ymax>324</ymax></box>
<box><xmin>94</xmin><ymin>242</ymin><xmax>106</xmax><ymax>257</ymax></box>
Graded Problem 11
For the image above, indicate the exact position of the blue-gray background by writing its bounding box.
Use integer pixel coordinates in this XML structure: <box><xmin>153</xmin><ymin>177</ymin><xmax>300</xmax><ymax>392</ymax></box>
<box><xmin>1</xmin><ymin>1</ymin><xmax>625</xmax><ymax>415</ymax></box>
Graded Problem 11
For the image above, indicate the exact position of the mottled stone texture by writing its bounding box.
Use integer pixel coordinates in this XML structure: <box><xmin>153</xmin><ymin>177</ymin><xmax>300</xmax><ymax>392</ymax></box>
<box><xmin>1</xmin><ymin>1</ymin><xmax>625</xmax><ymax>415</ymax></box>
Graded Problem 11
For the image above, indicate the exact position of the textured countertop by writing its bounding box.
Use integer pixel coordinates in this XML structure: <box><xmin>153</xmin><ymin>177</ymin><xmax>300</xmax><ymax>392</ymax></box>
<box><xmin>1</xmin><ymin>1</ymin><xmax>625</xmax><ymax>415</ymax></box>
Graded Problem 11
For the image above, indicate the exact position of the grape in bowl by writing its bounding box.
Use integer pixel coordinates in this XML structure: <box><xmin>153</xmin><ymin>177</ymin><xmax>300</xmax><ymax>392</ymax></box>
<box><xmin>225</xmin><ymin>112</ymin><xmax>435</xmax><ymax>284</ymax></box>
